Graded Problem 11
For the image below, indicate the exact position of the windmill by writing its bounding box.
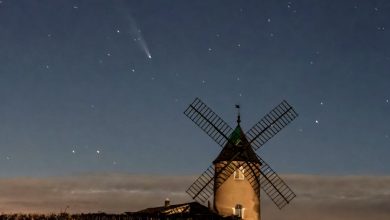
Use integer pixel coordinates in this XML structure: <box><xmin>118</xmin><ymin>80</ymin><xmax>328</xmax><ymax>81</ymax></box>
<box><xmin>184</xmin><ymin>98</ymin><xmax>298</xmax><ymax>220</ymax></box>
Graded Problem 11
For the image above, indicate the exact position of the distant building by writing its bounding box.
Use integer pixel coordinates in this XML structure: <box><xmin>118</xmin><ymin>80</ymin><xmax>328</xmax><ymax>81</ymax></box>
<box><xmin>126</xmin><ymin>200</ymin><xmax>238</xmax><ymax>220</ymax></box>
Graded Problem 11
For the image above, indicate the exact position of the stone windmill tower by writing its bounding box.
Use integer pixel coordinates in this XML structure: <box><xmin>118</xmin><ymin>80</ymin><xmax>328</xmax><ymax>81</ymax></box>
<box><xmin>184</xmin><ymin>98</ymin><xmax>298</xmax><ymax>220</ymax></box>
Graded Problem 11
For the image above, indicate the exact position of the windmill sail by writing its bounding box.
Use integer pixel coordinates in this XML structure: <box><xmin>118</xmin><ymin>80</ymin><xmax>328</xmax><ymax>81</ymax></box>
<box><xmin>242</xmin><ymin>161</ymin><xmax>261</xmax><ymax>196</ymax></box>
<box><xmin>184</xmin><ymin>98</ymin><xmax>233</xmax><ymax>147</ymax></box>
<box><xmin>246</xmin><ymin>100</ymin><xmax>298</xmax><ymax>151</ymax></box>
<box><xmin>257</xmin><ymin>156</ymin><xmax>296</xmax><ymax>209</ymax></box>
<box><xmin>186</xmin><ymin>165</ymin><xmax>215</xmax><ymax>203</ymax></box>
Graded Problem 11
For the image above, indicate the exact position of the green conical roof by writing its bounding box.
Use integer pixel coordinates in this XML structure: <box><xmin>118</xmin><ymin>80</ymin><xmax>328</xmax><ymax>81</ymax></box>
<box><xmin>213</xmin><ymin>125</ymin><xmax>260</xmax><ymax>163</ymax></box>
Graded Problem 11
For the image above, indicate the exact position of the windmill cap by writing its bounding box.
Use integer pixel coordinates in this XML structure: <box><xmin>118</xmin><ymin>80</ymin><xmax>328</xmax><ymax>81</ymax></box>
<box><xmin>213</xmin><ymin>125</ymin><xmax>260</xmax><ymax>163</ymax></box>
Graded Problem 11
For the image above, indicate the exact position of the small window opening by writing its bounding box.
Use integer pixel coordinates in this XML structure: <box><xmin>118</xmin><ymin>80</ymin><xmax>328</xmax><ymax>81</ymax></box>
<box><xmin>233</xmin><ymin>204</ymin><xmax>245</xmax><ymax>219</ymax></box>
<box><xmin>234</xmin><ymin>166</ymin><xmax>245</xmax><ymax>180</ymax></box>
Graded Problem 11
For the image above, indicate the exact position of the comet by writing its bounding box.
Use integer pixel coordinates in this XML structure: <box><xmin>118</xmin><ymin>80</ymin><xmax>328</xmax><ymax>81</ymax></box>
<box><xmin>128</xmin><ymin>16</ymin><xmax>152</xmax><ymax>60</ymax></box>
<box><xmin>116</xmin><ymin>1</ymin><xmax>152</xmax><ymax>60</ymax></box>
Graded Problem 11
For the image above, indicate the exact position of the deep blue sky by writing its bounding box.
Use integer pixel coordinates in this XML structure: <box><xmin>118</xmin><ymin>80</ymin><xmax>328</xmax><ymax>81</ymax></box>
<box><xmin>0</xmin><ymin>0</ymin><xmax>389</xmax><ymax>177</ymax></box>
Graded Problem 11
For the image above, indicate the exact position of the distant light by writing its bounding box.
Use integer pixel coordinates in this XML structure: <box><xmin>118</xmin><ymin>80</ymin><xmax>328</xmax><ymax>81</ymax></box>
<box><xmin>72</xmin><ymin>150</ymin><xmax>76</xmax><ymax>154</ymax></box>
<box><xmin>315</xmin><ymin>120</ymin><xmax>319</xmax><ymax>124</ymax></box>
<box><xmin>96</xmin><ymin>150</ymin><xmax>100</xmax><ymax>154</ymax></box>
<box><xmin>320</xmin><ymin>101</ymin><xmax>324</xmax><ymax>105</ymax></box>
<box><xmin>116</xmin><ymin>29</ymin><xmax>120</xmax><ymax>33</ymax></box>
<box><xmin>148</xmin><ymin>54</ymin><xmax>152</xmax><ymax>59</ymax></box>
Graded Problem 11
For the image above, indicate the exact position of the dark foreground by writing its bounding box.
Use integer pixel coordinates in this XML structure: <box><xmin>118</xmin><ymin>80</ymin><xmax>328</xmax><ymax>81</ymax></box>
<box><xmin>0</xmin><ymin>213</ymin><xmax>237</xmax><ymax>220</ymax></box>
<box><xmin>0</xmin><ymin>202</ymin><xmax>239</xmax><ymax>220</ymax></box>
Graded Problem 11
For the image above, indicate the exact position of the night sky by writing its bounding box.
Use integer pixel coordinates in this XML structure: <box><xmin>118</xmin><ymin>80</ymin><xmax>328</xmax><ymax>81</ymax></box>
<box><xmin>0</xmin><ymin>0</ymin><xmax>389</xmax><ymax>178</ymax></box>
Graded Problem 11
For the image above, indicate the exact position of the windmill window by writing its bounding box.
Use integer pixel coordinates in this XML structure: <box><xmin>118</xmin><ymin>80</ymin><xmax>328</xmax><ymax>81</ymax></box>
<box><xmin>232</xmin><ymin>204</ymin><xmax>245</xmax><ymax>219</ymax></box>
<box><xmin>234</xmin><ymin>166</ymin><xmax>245</xmax><ymax>180</ymax></box>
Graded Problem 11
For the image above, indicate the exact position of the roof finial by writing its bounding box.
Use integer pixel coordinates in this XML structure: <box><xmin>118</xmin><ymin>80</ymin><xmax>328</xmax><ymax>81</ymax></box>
<box><xmin>235</xmin><ymin>104</ymin><xmax>241</xmax><ymax>124</ymax></box>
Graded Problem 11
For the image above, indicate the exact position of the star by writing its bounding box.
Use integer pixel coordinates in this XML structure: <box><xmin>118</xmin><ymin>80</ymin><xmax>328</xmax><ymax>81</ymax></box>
<box><xmin>208</xmin><ymin>48</ymin><xmax>212</xmax><ymax>52</ymax></box>
<box><xmin>202</xmin><ymin>80</ymin><xmax>206</xmax><ymax>84</ymax></box>
<box><xmin>96</xmin><ymin>150</ymin><xmax>100</xmax><ymax>154</ymax></box>
<box><xmin>72</xmin><ymin>149</ymin><xmax>76</xmax><ymax>154</ymax></box>
<box><xmin>73</xmin><ymin>5</ymin><xmax>78</xmax><ymax>9</ymax></box>
<box><xmin>386</xmin><ymin>99</ymin><xmax>389</xmax><ymax>103</ymax></box>
<box><xmin>315</xmin><ymin>120</ymin><xmax>319</xmax><ymax>124</ymax></box>
<box><xmin>116</xmin><ymin>29</ymin><xmax>120</xmax><ymax>33</ymax></box>
<box><xmin>267</xmin><ymin>18</ymin><xmax>271</xmax><ymax>23</ymax></box>
<box><xmin>320</xmin><ymin>101</ymin><xmax>324</xmax><ymax>105</ymax></box>
<box><xmin>107</xmin><ymin>53</ymin><xmax>111</xmax><ymax>57</ymax></box>
<box><xmin>131</xmin><ymin>68</ymin><xmax>135</xmax><ymax>72</ymax></box>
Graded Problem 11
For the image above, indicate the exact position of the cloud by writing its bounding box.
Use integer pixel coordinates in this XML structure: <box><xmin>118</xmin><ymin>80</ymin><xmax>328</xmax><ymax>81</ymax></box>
<box><xmin>262</xmin><ymin>175</ymin><xmax>390</xmax><ymax>220</ymax></box>
<box><xmin>0</xmin><ymin>173</ymin><xmax>389</xmax><ymax>219</ymax></box>
<box><xmin>0</xmin><ymin>173</ymin><xmax>193</xmax><ymax>213</ymax></box>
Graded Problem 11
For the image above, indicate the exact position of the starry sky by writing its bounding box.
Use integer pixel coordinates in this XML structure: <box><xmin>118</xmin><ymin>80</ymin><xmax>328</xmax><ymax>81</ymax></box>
<box><xmin>0</xmin><ymin>0</ymin><xmax>389</xmax><ymax>178</ymax></box>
